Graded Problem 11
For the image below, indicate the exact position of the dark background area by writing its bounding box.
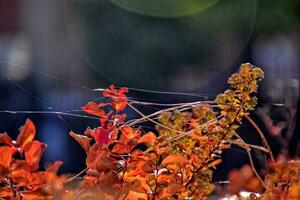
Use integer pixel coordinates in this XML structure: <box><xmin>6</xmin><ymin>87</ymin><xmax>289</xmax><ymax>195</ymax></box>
<box><xmin>0</xmin><ymin>0</ymin><xmax>299</xmax><ymax>180</ymax></box>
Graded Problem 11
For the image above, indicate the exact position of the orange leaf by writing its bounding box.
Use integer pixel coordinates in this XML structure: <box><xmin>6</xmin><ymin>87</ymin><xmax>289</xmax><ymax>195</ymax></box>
<box><xmin>0</xmin><ymin>132</ymin><xmax>13</xmax><ymax>146</ymax></box>
<box><xmin>82</xmin><ymin>102</ymin><xmax>107</xmax><ymax>118</ymax></box>
<box><xmin>112</xmin><ymin>143</ymin><xmax>131</xmax><ymax>155</ymax></box>
<box><xmin>120</xmin><ymin>126</ymin><xmax>140</xmax><ymax>142</ymax></box>
<box><xmin>17</xmin><ymin>119</ymin><xmax>36</xmax><ymax>150</ymax></box>
<box><xmin>137</xmin><ymin>132</ymin><xmax>157</xmax><ymax>146</ymax></box>
<box><xmin>84</xmin><ymin>127</ymin><xmax>95</xmax><ymax>138</ymax></box>
<box><xmin>86</xmin><ymin>143</ymin><xmax>103</xmax><ymax>169</ymax></box>
<box><xmin>21</xmin><ymin>192</ymin><xmax>53</xmax><ymax>200</ymax></box>
<box><xmin>103</xmin><ymin>85</ymin><xmax>128</xmax><ymax>112</ymax></box>
<box><xmin>124</xmin><ymin>190</ymin><xmax>148</xmax><ymax>200</ymax></box>
<box><xmin>113</xmin><ymin>98</ymin><xmax>128</xmax><ymax>113</ymax></box>
<box><xmin>46</xmin><ymin>160</ymin><xmax>63</xmax><ymax>174</ymax></box>
<box><xmin>157</xmin><ymin>174</ymin><xmax>171</xmax><ymax>184</ymax></box>
<box><xmin>0</xmin><ymin>187</ymin><xmax>13</xmax><ymax>198</ymax></box>
<box><xmin>162</xmin><ymin>155</ymin><xmax>187</xmax><ymax>165</ymax></box>
<box><xmin>10</xmin><ymin>169</ymin><xmax>32</xmax><ymax>187</ymax></box>
<box><xmin>0</xmin><ymin>146</ymin><xmax>17</xmax><ymax>168</ymax></box>
<box><xmin>69</xmin><ymin>131</ymin><xmax>91</xmax><ymax>153</ymax></box>
<box><xmin>208</xmin><ymin>159</ymin><xmax>222</xmax><ymax>169</ymax></box>
<box><xmin>24</xmin><ymin>141</ymin><xmax>46</xmax><ymax>171</ymax></box>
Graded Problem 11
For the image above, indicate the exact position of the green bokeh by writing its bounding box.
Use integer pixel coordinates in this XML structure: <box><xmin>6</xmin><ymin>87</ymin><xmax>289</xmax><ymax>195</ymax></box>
<box><xmin>110</xmin><ymin>0</ymin><xmax>219</xmax><ymax>17</ymax></box>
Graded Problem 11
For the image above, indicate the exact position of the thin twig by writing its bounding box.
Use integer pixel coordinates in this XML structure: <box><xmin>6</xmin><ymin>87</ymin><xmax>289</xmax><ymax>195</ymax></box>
<box><xmin>246</xmin><ymin>148</ymin><xmax>266</xmax><ymax>188</ymax></box>
<box><xmin>64</xmin><ymin>168</ymin><xmax>88</xmax><ymax>183</ymax></box>
<box><xmin>232</xmin><ymin>135</ymin><xmax>266</xmax><ymax>188</ymax></box>
<box><xmin>124</xmin><ymin>101</ymin><xmax>209</xmax><ymax>127</ymax></box>
<box><xmin>0</xmin><ymin>110</ymin><xmax>99</xmax><ymax>120</ymax></box>
<box><xmin>228</xmin><ymin>139</ymin><xmax>270</xmax><ymax>154</ymax></box>
<box><xmin>126</xmin><ymin>103</ymin><xmax>187</xmax><ymax>135</ymax></box>
<box><xmin>9</xmin><ymin>177</ymin><xmax>16</xmax><ymax>198</ymax></box>
<box><xmin>245</xmin><ymin>115</ymin><xmax>274</xmax><ymax>161</ymax></box>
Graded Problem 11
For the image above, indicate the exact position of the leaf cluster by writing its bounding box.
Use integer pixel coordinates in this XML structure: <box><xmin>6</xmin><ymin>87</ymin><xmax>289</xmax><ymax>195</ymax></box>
<box><xmin>69</xmin><ymin>63</ymin><xmax>265</xmax><ymax>199</ymax></box>
<box><xmin>0</xmin><ymin>119</ymin><xmax>67</xmax><ymax>199</ymax></box>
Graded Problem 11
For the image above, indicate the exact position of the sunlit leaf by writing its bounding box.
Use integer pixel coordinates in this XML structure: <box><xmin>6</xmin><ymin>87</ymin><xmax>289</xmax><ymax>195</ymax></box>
<box><xmin>0</xmin><ymin>187</ymin><xmax>13</xmax><ymax>198</ymax></box>
<box><xmin>112</xmin><ymin>143</ymin><xmax>131</xmax><ymax>155</ymax></box>
<box><xmin>84</xmin><ymin>127</ymin><xmax>95</xmax><ymax>138</ymax></box>
<box><xmin>86</xmin><ymin>144</ymin><xmax>101</xmax><ymax>169</ymax></box>
<box><xmin>21</xmin><ymin>192</ymin><xmax>53</xmax><ymax>200</ymax></box>
<box><xmin>0</xmin><ymin>132</ymin><xmax>13</xmax><ymax>146</ymax></box>
<box><xmin>103</xmin><ymin>84</ymin><xmax>128</xmax><ymax>112</ymax></box>
<box><xmin>0</xmin><ymin>146</ymin><xmax>17</xmax><ymax>168</ymax></box>
<box><xmin>162</xmin><ymin>155</ymin><xmax>188</xmax><ymax>165</ymax></box>
<box><xmin>124</xmin><ymin>190</ymin><xmax>148</xmax><ymax>200</ymax></box>
<box><xmin>207</xmin><ymin>159</ymin><xmax>222</xmax><ymax>169</ymax></box>
<box><xmin>120</xmin><ymin>126</ymin><xmax>140</xmax><ymax>143</ymax></box>
<box><xmin>69</xmin><ymin>131</ymin><xmax>92</xmax><ymax>153</ymax></box>
<box><xmin>17</xmin><ymin>119</ymin><xmax>36</xmax><ymax>150</ymax></box>
<box><xmin>82</xmin><ymin>102</ymin><xmax>107</xmax><ymax>118</ymax></box>
<box><xmin>24</xmin><ymin>141</ymin><xmax>47</xmax><ymax>170</ymax></box>
<box><xmin>137</xmin><ymin>132</ymin><xmax>157</xmax><ymax>146</ymax></box>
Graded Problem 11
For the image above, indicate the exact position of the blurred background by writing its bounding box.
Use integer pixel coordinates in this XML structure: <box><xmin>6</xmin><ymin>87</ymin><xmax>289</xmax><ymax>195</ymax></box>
<box><xmin>0</xmin><ymin>0</ymin><xmax>299</xmax><ymax>180</ymax></box>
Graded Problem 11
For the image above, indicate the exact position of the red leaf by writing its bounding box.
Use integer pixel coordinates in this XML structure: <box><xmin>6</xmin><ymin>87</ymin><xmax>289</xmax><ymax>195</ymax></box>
<box><xmin>94</xmin><ymin>127</ymin><xmax>115</xmax><ymax>144</ymax></box>
<box><xmin>137</xmin><ymin>132</ymin><xmax>157</xmax><ymax>146</ymax></box>
<box><xmin>82</xmin><ymin>102</ymin><xmax>107</xmax><ymax>118</ymax></box>
<box><xmin>69</xmin><ymin>131</ymin><xmax>92</xmax><ymax>153</ymax></box>
<box><xmin>162</xmin><ymin>155</ymin><xmax>188</xmax><ymax>165</ymax></box>
<box><xmin>0</xmin><ymin>132</ymin><xmax>13</xmax><ymax>146</ymax></box>
<box><xmin>0</xmin><ymin>146</ymin><xmax>17</xmax><ymax>168</ymax></box>
<box><xmin>24</xmin><ymin>141</ymin><xmax>47</xmax><ymax>171</ymax></box>
<box><xmin>17</xmin><ymin>119</ymin><xmax>36</xmax><ymax>150</ymax></box>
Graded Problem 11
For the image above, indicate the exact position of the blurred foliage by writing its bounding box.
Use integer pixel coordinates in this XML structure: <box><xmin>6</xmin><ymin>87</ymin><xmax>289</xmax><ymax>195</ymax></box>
<box><xmin>110</xmin><ymin>0</ymin><xmax>219</xmax><ymax>17</ymax></box>
<box><xmin>65</xmin><ymin>0</ymin><xmax>256</xmax><ymax>89</ymax></box>
<box><xmin>65</xmin><ymin>0</ymin><xmax>300</xmax><ymax>89</ymax></box>
<box><xmin>255</xmin><ymin>0</ymin><xmax>300</xmax><ymax>33</ymax></box>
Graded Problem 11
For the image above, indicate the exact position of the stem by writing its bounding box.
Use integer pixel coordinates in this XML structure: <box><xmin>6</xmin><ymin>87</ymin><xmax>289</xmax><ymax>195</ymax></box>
<box><xmin>152</xmin><ymin>154</ymin><xmax>159</xmax><ymax>200</ymax></box>
<box><xmin>127</xmin><ymin>103</ymin><xmax>186</xmax><ymax>135</ymax></box>
<box><xmin>245</xmin><ymin>115</ymin><xmax>274</xmax><ymax>162</ymax></box>
<box><xmin>233</xmin><ymin>134</ymin><xmax>266</xmax><ymax>188</ymax></box>
<box><xmin>64</xmin><ymin>167</ymin><xmax>88</xmax><ymax>183</ymax></box>
<box><xmin>228</xmin><ymin>139</ymin><xmax>270</xmax><ymax>154</ymax></box>
<box><xmin>120</xmin><ymin>160</ymin><xmax>128</xmax><ymax>187</ymax></box>
<box><xmin>124</xmin><ymin>101</ymin><xmax>212</xmax><ymax>127</ymax></box>
<box><xmin>9</xmin><ymin>177</ymin><xmax>16</xmax><ymax>198</ymax></box>
<box><xmin>246</xmin><ymin>148</ymin><xmax>266</xmax><ymax>188</ymax></box>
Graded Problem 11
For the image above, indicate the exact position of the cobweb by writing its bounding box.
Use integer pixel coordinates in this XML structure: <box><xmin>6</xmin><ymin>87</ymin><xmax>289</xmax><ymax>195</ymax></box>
<box><xmin>0</xmin><ymin>59</ymin><xmax>217</xmax><ymax>173</ymax></box>
<box><xmin>0</xmin><ymin>0</ymin><xmax>262</xmax><ymax>177</ymax></box>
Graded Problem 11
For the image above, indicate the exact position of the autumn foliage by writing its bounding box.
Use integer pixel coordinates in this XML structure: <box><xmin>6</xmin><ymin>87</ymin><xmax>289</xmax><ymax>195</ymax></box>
<box><xmin>0</xmin><ymin>119</ymin><xmax>67</xmax><ymax>199</ymax></box>
<box><xmin>1</xmin><ymin>63</ymin><xmax>299</xmax><ymax>199</ymax></box>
